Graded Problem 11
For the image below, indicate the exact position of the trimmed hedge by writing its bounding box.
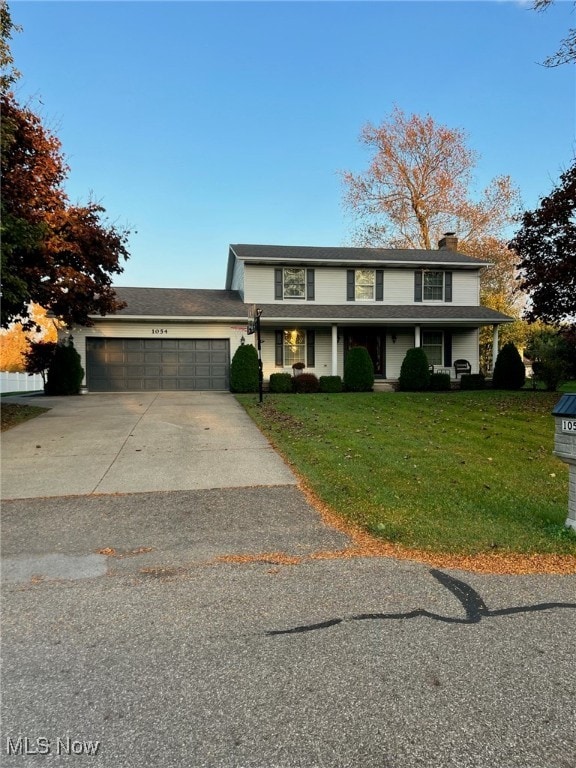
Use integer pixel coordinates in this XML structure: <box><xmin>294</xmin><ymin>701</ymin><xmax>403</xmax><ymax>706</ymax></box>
<box><xmin>319</xmin><ymin>375</ymin><xmax>343</xmax><ymax>393</ymax></box>
<box><xmin>460</xmin><ymin>373</ymin><xmax>486</xmax><ymax>390</ymax></box>
<box><xmin>269</xmin><ymin>373</ymin><xmax>293</xmax><ymax>393</ymax></box>
<box><xmin>293</xmin><ymin>372</ymin><xmax>320</xmax><ymax>393</ymax></box>
<box><xmin>429</xmin><ymin>372</ymin><xmax>451</xmax><ymax>391</ymax></box>
<box><xmin>399</xmin><ymin>348</ymin><xmax>430</xmax><ymax>391</ymax></box>
<box><xmin>45</xmin><ymin>341</ymin><xmax>84</xmax><ymax>396</ymax></box>
<box><xmin>230</xmin><ymin>344</ymin><xmax>259</xmax><ymax>393</ymax></box>
<box><xmin>344</xmin><ymin>347</ymin><xmax>374</xmax><ymax>392</ymax></box>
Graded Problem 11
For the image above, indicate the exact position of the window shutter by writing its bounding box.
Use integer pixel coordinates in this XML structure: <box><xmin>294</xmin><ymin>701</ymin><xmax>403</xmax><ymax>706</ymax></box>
<box><xmin>275</xmin><ymin>269</ymin><xmax>283</xmax><ymax>300</ymax></box>
<box><xmin>444</xmin><ymin>272</ymin><xmax>453</xmax><ymax>302</ymax></box>
<box><xmin>347</xmin><ymin>270</ymin><xmax>355</xmax><ymax>301</ymax></box>
<box><xmin>275</xmin><ymin>330</ymin><xmax>283</xmax><ymax>366</ymax></box>
<box><xmin>306</xmin><ymin>269</ymin><xmax>315</xmax><ymax>301</ymax></box>
<box><xmin>375</xmin><ymin>270</ymin><xmax>384</xmax><ymax>301</ymax></box>
<box><xmin>306</xmin><ymin>330</ymin><xmax>315</xmax><ymax>367</ymax></box>
<box><xmin>414</xmin><ymin>271</ymin><xmax>423</xmax><ymax>302</ymax></box>
<box><xmin>444</xmin><ymin>331</ymin><xmax>452</xmax><ymax>367</ymax></box>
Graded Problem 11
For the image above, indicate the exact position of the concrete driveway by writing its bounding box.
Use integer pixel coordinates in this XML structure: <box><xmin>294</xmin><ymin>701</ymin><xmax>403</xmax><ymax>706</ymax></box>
<box><xmin>1</xmin><ymin>392</ymin><xmax>296</xmax><ymax>499</ymax></box>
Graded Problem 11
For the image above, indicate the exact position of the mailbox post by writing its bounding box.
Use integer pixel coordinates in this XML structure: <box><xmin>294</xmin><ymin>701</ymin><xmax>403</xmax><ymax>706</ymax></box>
<box><xmin>552</xmin><ymin>393</ymin><xmax>576</xmax><ymax>531</ymax></box>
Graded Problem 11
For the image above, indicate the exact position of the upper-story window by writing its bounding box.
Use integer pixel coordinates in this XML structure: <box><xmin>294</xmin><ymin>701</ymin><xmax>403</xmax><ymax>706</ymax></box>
<box><xmin>347</xmin><ymin>269</ymin><xmax>384</xmax><ymax>301</ymax></box>
<box><xmin>275</xmin><ymin>268</ymin><xmax>315</xmax><ymax>300</ymax></box>
<box><xmin>423</xmin><ymin>271</ymin><xmax>444</xmax><ymax>301</ymax></box>
<box><xmin>355</xmin><ymin>269</ymin><xmax>375</xmax><ymax>300</ymax></box>
<box><xmin>283</xmin><ymin>268</ymin><xmax>306</xmax><ymax>299</ymax></box>
<box><xmin>414</xmin><ymin>270</ymin><xmax>453</xmax><ymax>303</ymax></box>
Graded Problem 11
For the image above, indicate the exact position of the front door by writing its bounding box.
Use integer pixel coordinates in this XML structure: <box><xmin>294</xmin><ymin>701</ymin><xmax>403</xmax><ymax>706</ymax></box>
<box><xmin>345</xmin><ymin>329</ymin><xmax>386</xmax><ymax>377</ymax></box>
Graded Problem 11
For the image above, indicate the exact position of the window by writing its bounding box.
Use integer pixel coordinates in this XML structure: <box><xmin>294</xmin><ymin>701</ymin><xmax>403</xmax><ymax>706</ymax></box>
<box><xmin>414</xmin><ymin>271</ymin><xmax>453</xmax><ymax>302</ymax></box>
<box><xmin>423</xmin><ymin>271</ymin><xmax>444</xmax><ymax>301</ymax></box>
<box><xmin>422</xmin><ymin>331</ymin><xmax>443</xmax><ymax>366</ymax></box>
<box><xmin>347</xmin><ymin>269</ymin><xmax>383</xmax><ymax>301</ymax></box>
<box><xmin>275</xmin><ymin>329</ymin><xmax>315</xmax><ymax>367</ymax></box>
<box><xmin>283</xmin><ymin>330</ymin><xmax>306</xmax><ymax>366</ymax></box>
<box><xmin>355</xmin><ymin>269</ymin><xmax>375</xmax><ymax>300</ymax></box>
<box><xmin>283</xmin><ymin>268</ymin><xmax>305</xmax><ymax>299</ymax></box>
<box><xmin>275</xmin><ymin>268</ymin><xmax>314</xmax><ymax>300</ymax></box>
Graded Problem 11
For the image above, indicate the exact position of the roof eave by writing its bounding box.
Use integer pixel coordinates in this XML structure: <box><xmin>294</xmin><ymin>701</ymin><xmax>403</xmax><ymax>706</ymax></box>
<box><xmin>88</xmin><ymin>314</ymin><xmax>248</xmax><ymax>322</ymax></box>
<box><xmin>239</xmin><ymin>256</ymin><xmax>486</xmax><ymax>270</ymax></box>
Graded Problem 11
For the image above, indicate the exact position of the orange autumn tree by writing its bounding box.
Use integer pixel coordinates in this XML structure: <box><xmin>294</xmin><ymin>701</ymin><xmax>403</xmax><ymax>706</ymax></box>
<box><xmin>341</xmin><ymin>108</ymin><xmax>527</xmax><ymax>360</ymax></box>
<box><xmin>0</xmin><ymin>304</ymin><xmax>60</xmax><ymax>372</ymax></box>
<box><xmin>341</xmin><ymin>107</ymin><xmax>519</xmax><ymax>250</ymax></box>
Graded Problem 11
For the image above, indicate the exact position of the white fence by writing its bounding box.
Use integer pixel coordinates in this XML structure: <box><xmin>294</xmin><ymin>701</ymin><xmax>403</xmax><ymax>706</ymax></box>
<box><xmin>0</xmin><ymin>371</ymin><xmax>44</xmax><ymax>393</ymax></box>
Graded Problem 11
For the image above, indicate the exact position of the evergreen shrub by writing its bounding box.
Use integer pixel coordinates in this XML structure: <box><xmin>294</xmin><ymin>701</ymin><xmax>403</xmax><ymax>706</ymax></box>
<box><xmin>269</xmin><ymin>373</ymin><xmax>293</xmax><ymax>393</ymax></box>
<box><xmin>293</xmin><ymin>373</ymin><xmax>320</xmax><ymax>393</ymax></box>
<box><xmin>45</xmin><ymin>341</ymin><xmax>84</xmax><ymax>395</ymax></box>
<box><xmin>343</xmin><ymin>347</ymin><xmax>374</xmax><ymax>392</ymax></box>
<box><xmin>460</xmin><ymin>373</ymin><xmax>486</xmax><ymax>390</ymax></box>
<box><xmin>319</xmin><ymin>375</ymin><xmax>343</xmax><ymax>393</ymax></box>
<box><xmin>429</xmin><ymin>372</ymin><xmax>451</xmax><ymax>391</ymax></box>
<box><xmin>230</xmin><ymin>343</ymin><xmax>259</xmax><ymax>393</ymax></box>
<box><xmin>492</xmin><ymin>342</ymin><xmax>525</xmax><ymax>390</ymax></box>
<box><xmin>398</xmin><ymin>348</ymin><xmax>430</xmax><ymax>391</ymax></box>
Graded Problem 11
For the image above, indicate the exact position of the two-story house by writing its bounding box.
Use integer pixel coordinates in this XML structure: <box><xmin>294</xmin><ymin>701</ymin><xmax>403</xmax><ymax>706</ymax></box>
<box><xmin>71</xmin><ymin>235</ymin><xmax>513</xmax><ymax>391</ymax></box>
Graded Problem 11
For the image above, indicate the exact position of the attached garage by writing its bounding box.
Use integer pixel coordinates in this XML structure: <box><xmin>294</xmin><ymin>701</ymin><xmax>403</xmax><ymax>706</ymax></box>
<box><xmin>86</xmin><ymin>338</ymin><xmax>230</xmax><ymax>392</ymax></box>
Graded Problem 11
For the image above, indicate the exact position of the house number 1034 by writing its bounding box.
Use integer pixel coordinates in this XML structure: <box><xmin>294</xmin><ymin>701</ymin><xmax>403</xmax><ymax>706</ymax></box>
<box><xmin>152</xmin><ymin>328</ymin><xmax>168</xmax><ymax>335</ymax></box>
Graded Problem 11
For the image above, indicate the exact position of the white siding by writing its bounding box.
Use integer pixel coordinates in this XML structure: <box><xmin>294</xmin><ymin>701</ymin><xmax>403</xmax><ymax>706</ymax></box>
<box><xmin>230</xmin><ymin>258</ymin><xmax>245</xmax><ymax>297</ymax></box>
<box><xmin>452</xmin><ymin>271</ymin><xmax>479</xmax><ymax>306</ymax></box>
<box><xmin>452</xmin><ymin>329</ymin><xmax>479</xmax><ymax>373</ymax></box>
<box><xmin>244</xmin><ymin>265</ymin><xmax>276</xmax><ymax>303</ymax></box>
<box><xmin>71</xmin><ymin>321</ymin><xmax>247</xmax><ymax>387</ymax></box>
<box><xmin>243</xmin><ymin>264</ymin><xmax>480</xmax><ymax>306</ymax></box>
<box><xmin>385</xmin><ymin>330</ymin><xmax>415</xmax><ymax>379</ymax></box>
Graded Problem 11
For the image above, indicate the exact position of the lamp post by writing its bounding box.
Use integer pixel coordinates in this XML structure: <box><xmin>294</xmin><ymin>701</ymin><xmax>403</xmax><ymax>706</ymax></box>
<box><xmin>247</xmin><ymin>306</ymin><xmax>264</xmax><ymax>404</ymax></box>
<box><xmin>255</xmin><ymin>309</ymin><xmax>263</xmax><ymax>403</ymax></box>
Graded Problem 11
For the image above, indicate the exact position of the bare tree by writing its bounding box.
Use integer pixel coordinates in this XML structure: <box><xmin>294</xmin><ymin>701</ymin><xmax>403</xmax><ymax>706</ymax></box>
<box><xmin>533</xmin><ymin>0</ymin><xmax>576</xmax><ymax>66</ymax></box>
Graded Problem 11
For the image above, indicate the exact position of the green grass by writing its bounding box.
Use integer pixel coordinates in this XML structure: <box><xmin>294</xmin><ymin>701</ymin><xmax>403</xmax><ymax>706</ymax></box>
<box><xmin>1</xmin><ymin>403</ymin><xmax>49</xmax><ymax>431</ymax></box>
<box><xmin>238</xmin><ymin>390</ymin><xmax>576</xmax><ymax>556</ymax></box>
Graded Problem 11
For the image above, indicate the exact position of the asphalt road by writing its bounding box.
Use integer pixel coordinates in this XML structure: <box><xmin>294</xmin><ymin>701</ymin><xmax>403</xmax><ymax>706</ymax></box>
<box><xmin>2</xmin><ymin>488</ymin><xmax>576</xmax><ymax>768</ymax></box>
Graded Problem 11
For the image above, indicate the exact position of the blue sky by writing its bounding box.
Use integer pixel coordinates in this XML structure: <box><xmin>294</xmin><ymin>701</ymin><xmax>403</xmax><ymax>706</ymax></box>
<box><xmin>10</xmin><ymin>0</ymin><xmax>575</xmax><ymax>289</ymax></box>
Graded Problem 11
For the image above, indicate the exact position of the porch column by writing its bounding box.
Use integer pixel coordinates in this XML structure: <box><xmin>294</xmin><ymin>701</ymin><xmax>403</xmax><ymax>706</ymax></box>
<box><xmin>492</xmin><ymin>325</ymin><xmax>499</xmax><ymax>371</ymax></box>
<box><xmin>414</xmin><ymin>325</ymin><xmax>421</xmax><ymax>347</ymax></box>
<box><xmin>331</xmin><ymin>324</ymin><xmax>338</xmax><ymax>376</ymax></box>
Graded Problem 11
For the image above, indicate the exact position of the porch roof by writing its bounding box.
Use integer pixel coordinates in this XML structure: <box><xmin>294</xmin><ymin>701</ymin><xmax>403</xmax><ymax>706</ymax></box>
<box><xmin>255</xmin><ymin>303</ymin><xmax>513</xmax><ymax>325</ymax></box>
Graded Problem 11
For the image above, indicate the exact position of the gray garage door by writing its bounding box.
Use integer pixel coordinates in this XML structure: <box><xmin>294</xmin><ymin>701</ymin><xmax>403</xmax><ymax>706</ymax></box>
<box><xmin>86</xmin><ymin>338</ymin><xmax>230</xmax><ymax>392</ymax></box>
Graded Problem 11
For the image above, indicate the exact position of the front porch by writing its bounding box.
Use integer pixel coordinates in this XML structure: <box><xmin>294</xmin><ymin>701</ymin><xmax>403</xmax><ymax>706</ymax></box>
<box><xmin>256</xmin><ymin>322</ymin><xmax>502</xmax><ymax>382</ymax></box>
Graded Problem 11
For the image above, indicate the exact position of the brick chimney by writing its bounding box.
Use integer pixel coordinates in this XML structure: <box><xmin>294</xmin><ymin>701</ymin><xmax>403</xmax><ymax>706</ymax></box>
<box><xmin>438</xmin><ymin>232</ymin><xmax>458</xmax><ymax>251</ymax></box>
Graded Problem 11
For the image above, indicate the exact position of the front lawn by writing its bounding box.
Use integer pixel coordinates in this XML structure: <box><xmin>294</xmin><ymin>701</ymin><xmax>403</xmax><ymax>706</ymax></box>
<box><xmin>1</xmin><ymin>403</ymin><xmax>49</xmax><ymax>431</ymax></box>
<box><xmin>238</xmin><ymin>390</ymin><xmax>576</xmax><ymax>556</ymax></box>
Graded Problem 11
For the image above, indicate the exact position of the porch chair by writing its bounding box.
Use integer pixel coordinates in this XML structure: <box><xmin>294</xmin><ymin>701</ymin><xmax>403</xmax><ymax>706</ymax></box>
<box><xmin>453</xmin><ymin>359</ymin><xmax>472</xmax><ymax>378</ymax></box>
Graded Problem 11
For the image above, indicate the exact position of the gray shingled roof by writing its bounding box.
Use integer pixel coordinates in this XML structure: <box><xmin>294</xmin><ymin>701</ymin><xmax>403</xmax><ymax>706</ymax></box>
<box><xmin>105</xmin><ymin>287</ymin><xmax>511</xmax><ymax>325</ymax></box>
<box><xmin>112</xmin><ymin>287</ymin><xmax>247</xmax><ymax>318</ymax></box>
<box><xmin>256</xmin><ymin>304</ymin><xmax>512</xmax><ymax>323</ymax></box>
<box><xmin>229</xmin><ymin>243</ymin><xmax>488</xmax><ymax>267</ymax></box>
